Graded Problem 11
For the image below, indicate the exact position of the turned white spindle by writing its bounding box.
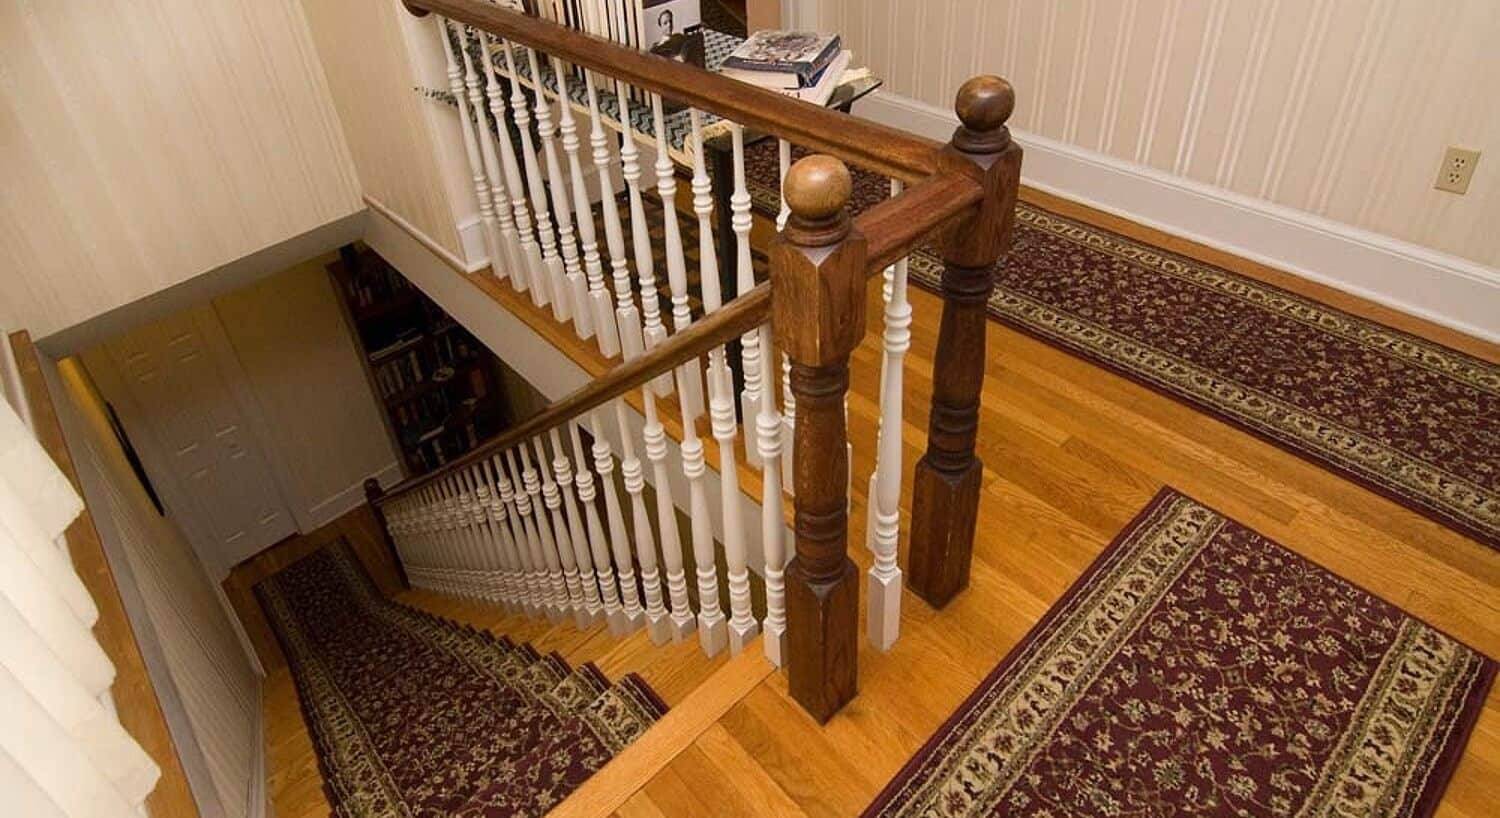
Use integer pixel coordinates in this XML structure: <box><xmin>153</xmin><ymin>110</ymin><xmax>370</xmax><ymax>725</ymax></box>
<box><xmin>640</xmin><ymin>385</ymin><xmax>696</xmax><ymax>641</ymax></box>
<box><xmin>454</xmin><ymin>23</ymin><xmax>523</xmax><ymax>281</ymax></box>
<box><xmin>585</xmin><ymin>68</ymin><xmax>640</xmax><ymax>361</ymax></box>
<box><xmin>439</xmin><ymin>477</ymin><xmax>471</xmax><ymax>596</ymax></box>
<box><xmin>756</xmin><ymin>322</ymin><xmax>788</xmax><ymax>666</ymax></box>
<box><xmin>516</xmin><ymin>445</ymin><xmax>569</xmax><ymax>622</ymax></box>
<box><xmin>554</xmin><ymin>54</ymin><xmax>621</xmax><ymax>357</ymax></box>
<box><xmin>570</xmin><ymin>423</ymin><xmax>625</xmax><ymax>631</ymax></box>
<box><xmin>612</xmin><ymin>400</ymin><xmax>671</xmax><ymax>643</ymax></box>
<box><xmin>690</xmin><ymin>112</ymin><xmax>757</xmax><ymax>653</ymax></box>
<box><xmin>589</xmin><ymin>411</ymin><xmax>646</xmax><ymax>632</ymax></box>
<box><xmin>675</xmin><ymin>367</ymin><xmax>728</xmax><ymax>657</ymax></box>
<box><xmin>455</xmin><ymin>470</ymin><xmax>485</xmax><ymax>597</ymax></box>
<box><xmin>479</xmin><ymin>29</ymin><xmax>546</xmax><ymax>294</ymax></box>
<box><xmin>500</xmin><ymin>39</ymin><xmax>562</xmax><ymax>310</ymax></box>
<box><xmin>620</xmin><ymin>91</ymin><xmax>673</xmax><ymax>397</ymax></box>
<box><xmin>439</xmin><ymin>19</ymin><xmax>503</xmax><ymax>278</ymax></box>
<box><xmin>495</xmin><ymin>451</ymin><xmax>543</xmax><ymax>615</ymax></box>
<box><xmin>465</xmin><ymin>469</ymin><xmax>497</xmax><ymax>598</ymax></box>
<box><xmin>409</xmin><ymin>489</ymin><xmax>432</xmax><ymax>590</ymax></box>
<box><xmin>479</xmin><ymin>457</ymin><xmax>525</xmax><ymax>611</ymax></box>
<box><xmin>866</xmin><ymin>178</ymin><xmax>911</xmax><ymax>651</ymax></box>
<box><xmin>525</xmin><ymin>46</ymin><xmax>589</xmax><ymax>331</ymax></box>
<box><xmin>533</xmin><ymin>437</ymin><xmax>585</xmax><ymax>619</ymax></box>
<box><xmin>729</xmin><ymin>123</ymin><xmax>764</xmax><ymax>468</ymax></box>
<box><xmin>550</xmin><ymin>427</ymin><xmax>602</xmax><ymax>626</ymax></box>
<box><xmin>651</xmin><ymin>93</ymin><xmax>706</xmax><ymax>419</ymax></box>
<box><xmin>424</xmin><ymin>482</ymin><xmax>451</xmax><ymax>593</ymax></box>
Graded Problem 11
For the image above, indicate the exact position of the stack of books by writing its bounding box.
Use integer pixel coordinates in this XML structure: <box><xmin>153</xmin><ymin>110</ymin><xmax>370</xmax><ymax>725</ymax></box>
<box><xmin>719</xmin><ymin>31</ymin><xmax>852</xmax><ymax>105</ymax></box>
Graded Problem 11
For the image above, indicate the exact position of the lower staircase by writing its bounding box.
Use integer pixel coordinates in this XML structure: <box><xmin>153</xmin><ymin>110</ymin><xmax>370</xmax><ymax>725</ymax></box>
<box><xmin>257</xmin><ymin>544</ymin><xmax>667</xmax><ymax>817</ymax></box>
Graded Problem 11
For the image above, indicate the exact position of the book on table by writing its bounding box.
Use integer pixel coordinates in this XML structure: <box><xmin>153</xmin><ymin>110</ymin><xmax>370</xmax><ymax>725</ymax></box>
<box><xmin>720</xmin><ymin>30</ymin><xmax>842</xmax><ymax>89</ymax></box>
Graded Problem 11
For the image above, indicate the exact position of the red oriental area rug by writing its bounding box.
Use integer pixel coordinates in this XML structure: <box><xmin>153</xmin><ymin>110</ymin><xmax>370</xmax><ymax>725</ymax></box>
<box><xmin>864</xmin><ymin>489</ymin><xmax>1494</xmax><ymax>818</ymax></box>
<box><xmin>256</xmin><ymin>543</ymin><xmax>666</xmax><ymax>818</ymax></box>
<box><xmin>743</xmin><ymin>143</ymin><xmax>1499</xmax><ymax>550</ymax></box>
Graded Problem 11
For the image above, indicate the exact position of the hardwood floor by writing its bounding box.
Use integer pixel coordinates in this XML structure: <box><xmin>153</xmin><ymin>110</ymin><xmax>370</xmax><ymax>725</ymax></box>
<box><xmin>261</xmin><ymin>186</ymin><xmax>1498</xmax><ymax>817</ymax></box>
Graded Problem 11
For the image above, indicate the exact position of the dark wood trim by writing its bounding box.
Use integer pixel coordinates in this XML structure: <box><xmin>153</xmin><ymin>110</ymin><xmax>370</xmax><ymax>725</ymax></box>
<box><xmin>406</xmin><ymin>0</ymin><xmax>943</xmax><ymax>182</ymax></box>
<box><xmin>9</xmin><ymin>331</ymin><xmax>203</xmax><ymax>818</ymax></box>
<box><xmin>377</xmin><ymin>281</ymin><xmax>772</xmax><ymax>504</ymax></box>
<box><xmin>773</xmin><ymin>156</ymin><xmax>867</xmax><ymax>723</ymax></box>
<box><xmin>908</xmin><ymin>78</ymin><xmax>1023</xmax><ymax>608</ymax></box>
<box><xmin>859</xmin><ymin>172</ymin><xmax>984</xmax><ymax>275</ymax></box>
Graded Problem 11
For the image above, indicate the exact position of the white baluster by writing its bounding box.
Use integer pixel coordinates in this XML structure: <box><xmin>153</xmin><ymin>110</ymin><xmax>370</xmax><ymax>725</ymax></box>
<box><xmin>590</xmin><ymin>70</ymin><xmax>641</xmax><ymax>362</ymax></box>
<box><xmin>554</xmin><ymin>53</ymin><xmax>621</xmax><ymax>357</ymax></box>
<box><xmin>675</xmin><ymin>366</ymin><xmax>728</xmax><ymax>656</ymax></box>
<box><xmin>525</xmin><ymin>46</ymin><xmax>589</xmax><ymax>331</ymax></box>
<box><xmin>517</xmin><ymin>445</ymin><xmax>569</xmax><ymax>622</ymax></box>
<box><xmin>500</xmin><ymin>39</ymin><xmax>561</xmax><ymax>310</ymax></box>
<box><xmin>453</xmin><ymin>472</ymin><xmax>483</xmax><ymax>597</ymax></box>
<box><xmin>589</xmin><ymin>411</ymin><xmax>646</xmax><ymax>632</ymax></box>
<box><xmin>570</xmin><ymin>423</ymin><xmax>626</xmax><ymax>631</ymax></box>
<box><xmin>454</xmin><ymin>22</ymin><xmax>523</xmax><ymax>281</ymax></box>
<box><xmin>479</xmin><ymin>457</ymin><xmax>525</xmax><ymax>611</ymax></box>
<box><xmin>866</xmin><ymin>178</ymin><xmax>911</xmax><ymax>650</ymax></box>
<box><xmin>495</xmin><ymin>451</ymin><xmax>543</xmax><ymax>616</ymax></box>
<box><xmin>439</xmin><ymin>19</ymin><xmax>503</xmax><ymax>276</ymax></box>
<box><xmin>612</xmin><ymin>401</ymin><xmax>670</xmax><ymax>643</ymax></box>
<box><xmin>776</xmin><ymin>138</ymin><xmax>792</xmax><ymax>230</ymax></box>
<box><xmin>534</xmin><ymin>436</ymin><xmax>586</xmax><ymax>619</ymax></box>
<box><xmin>621</xmin><ymin>90</ymin><xmax>673</xmax><ymax>397</ymax></box>
<box><xmin>756</xmin><ymin>323</ymin><xmax>788</xmax><ymax>666</ymax></box>
<box><xmin>437</xmin><ymin>477</ymin><xmax>467</xmax><ymax>596</ymax></box>
<box><xmin>640</xmin><ymin>387</ymin><xmax>696</xmax><ymax>641</ymax></box>
<box><xmin>729</xmin><ymin>123</ymin><xmax>763</xmax><ymax>468</ymax></box>
<box><xmin>550</xmin><ymin>427</ymin><xmax>603</xmax><ymax>627</ymax></box>
<box><xmin>690</xmin><ymin>111</ymin><xmax>757</xmax><ymax>654</ymax></box>
<box><xmin>651</xmin><ymin>93</ymin><xmax>706</xmax><ymax>419</ymax></box>
<box><xmin>461</xmin><ymin>465</ymin><xmax>502</xmax><ymax>602</ymax></box>
<box><xmin>478</xmin><ymin>29</ymin><xmax>546</xmax><ymax>294</ymax></box>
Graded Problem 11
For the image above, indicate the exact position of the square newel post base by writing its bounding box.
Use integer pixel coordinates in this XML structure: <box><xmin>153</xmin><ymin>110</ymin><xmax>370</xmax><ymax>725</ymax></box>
<box><xmin>786</xmin><ymin>555</ymin><xmax>859</xmax><ymax>724</ymax></box>
<box><xmin>907</xmin><ymin>456</ymin><xmax>983</xmax><ymax>609</ymax></box>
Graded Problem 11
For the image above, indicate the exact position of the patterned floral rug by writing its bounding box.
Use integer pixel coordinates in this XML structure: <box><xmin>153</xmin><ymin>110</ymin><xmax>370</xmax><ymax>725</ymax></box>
<box><xmin>256</xmin><ymin>544</ymin><xmax>667</xmax><ymax>818</ymax></box>
<box><xmin>742</xmin><ymin>142</ymin><xmax>1499</xmax><ymax>550</ymax></box>
<box><xmin>863</xmin><ymin>488</ymin><xmax>1495</xmax><ymax>818</ymax></box>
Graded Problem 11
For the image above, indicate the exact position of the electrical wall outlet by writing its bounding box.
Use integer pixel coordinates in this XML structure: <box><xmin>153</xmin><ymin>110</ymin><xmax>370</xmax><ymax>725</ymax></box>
<box><xmin>1434</xmin><ymin>147</ymin><xmax>1480</xmax><ymax>194</ymax></box>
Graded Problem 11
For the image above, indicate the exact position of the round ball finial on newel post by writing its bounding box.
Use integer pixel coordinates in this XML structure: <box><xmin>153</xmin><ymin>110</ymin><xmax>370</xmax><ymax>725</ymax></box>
<box><xmin>783</xmin><ymin>154</ymin><xmax>855</xmax><ymax>248</ymax></box>
<box><xmin>953</xmin><ymin>75</ymin><xmax>1015</xmax><ymax>154</ymax></box>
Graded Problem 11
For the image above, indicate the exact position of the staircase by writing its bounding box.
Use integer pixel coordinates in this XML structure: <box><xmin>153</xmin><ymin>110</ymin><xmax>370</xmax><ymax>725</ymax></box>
<box><xmin>258</xmin><ymin>544</ymin><xmax>668</xmax><ymax>816</ymax></box>
<box><xmin>369</xmin><ymin>0</ymin><xmax>1022</xmax><ymax>725</ymax></box>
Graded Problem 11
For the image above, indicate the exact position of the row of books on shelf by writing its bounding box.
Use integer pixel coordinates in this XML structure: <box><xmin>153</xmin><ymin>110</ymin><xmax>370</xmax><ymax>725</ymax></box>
<box><xmin>341</xmin><ymin>262</ymin><xmax>413</xmax><ymax>311</ymax></box>
<box><xmin>407</xmin><ymin>421</ymin><xmax>484</xmax><ymax>472</ymax></box>
<box><xmin>372</xmin><ymin>329</ymin><xmax>485</xmax><ymax>400</ymax></box>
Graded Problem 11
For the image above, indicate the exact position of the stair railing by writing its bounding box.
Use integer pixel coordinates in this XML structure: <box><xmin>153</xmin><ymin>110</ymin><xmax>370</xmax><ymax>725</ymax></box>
<box><xmin>377</xmin><ymin>0</ymin><xmax>1021</xmax><ymax>723</ymax></box>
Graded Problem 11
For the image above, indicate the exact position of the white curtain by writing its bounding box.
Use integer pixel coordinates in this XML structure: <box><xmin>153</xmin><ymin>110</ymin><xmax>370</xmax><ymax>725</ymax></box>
<box><xmin>0</xmin><ymin>371</ymin><xmax>160</xmax><ymax>816</ymax></box>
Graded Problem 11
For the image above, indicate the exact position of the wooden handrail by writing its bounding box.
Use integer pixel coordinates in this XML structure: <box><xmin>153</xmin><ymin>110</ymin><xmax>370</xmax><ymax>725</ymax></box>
<box><xmin>859</xmin><ymin>172</ymin><xmax>984</xmax><ymax>275</ymax></box>
<box><xmin>378</xmin><ymin>281</ymin><xmax>772</xmax><ymax>503</ymax></box>
<box><xmin>405</xmin><ymin>0</ymin><xmax>943</xmax><ymax>183</ymax></box>
<box><xmin>8</xmin><ymin>331</ymin><xmax>202</xmax><ymax>818</ymax></box>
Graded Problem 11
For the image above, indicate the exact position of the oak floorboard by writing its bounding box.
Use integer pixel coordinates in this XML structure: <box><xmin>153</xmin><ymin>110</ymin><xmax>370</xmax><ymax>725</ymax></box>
<box><xmin>261</xmin><ymin>189</ymin><xmax>1498</xmax><ymax>817</ymax></box>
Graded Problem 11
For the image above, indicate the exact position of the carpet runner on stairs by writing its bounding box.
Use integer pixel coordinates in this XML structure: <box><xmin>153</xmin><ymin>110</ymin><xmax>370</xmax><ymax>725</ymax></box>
<box><xmin>257</xmin><ymin>543</ymin><xmax>667</xmax><ymax>818</ymax></box>
<box><xmin>864</xmin><ymin>488</ymin><xmax>1494</xmax><ymax>818</ymax></box>
<box><xmin>742</xmin><ymin>141</ymin><xmax>1499</xmax><ymax>550</ymax></box>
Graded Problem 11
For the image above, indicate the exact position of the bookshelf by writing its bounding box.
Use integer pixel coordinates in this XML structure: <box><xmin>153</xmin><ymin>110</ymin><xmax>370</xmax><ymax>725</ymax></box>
<box><xmin>329</xmin><ymin>245</ymin><xmax>514</xmax><ymax>477</ymax></box>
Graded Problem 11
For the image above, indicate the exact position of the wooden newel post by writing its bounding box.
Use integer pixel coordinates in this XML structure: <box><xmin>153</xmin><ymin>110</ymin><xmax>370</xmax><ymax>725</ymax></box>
<box><xmin>365</xmin><ymin>478</ymin><xmax>410</xmax><ymax>590</ymax></box>
<box><xmin>908</xmin><ymin>76</ymin><xmax>1022</xmax><ymax>608</ymax></box>
<box><xmin>773</xmin><ymin>155</ymin><xmax>867</xmax><ymax>723</ymax></box>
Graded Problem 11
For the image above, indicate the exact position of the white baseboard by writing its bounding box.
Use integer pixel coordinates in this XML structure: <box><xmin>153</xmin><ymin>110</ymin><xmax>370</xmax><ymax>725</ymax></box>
<box><xmin>856</xmin><ymin>91</ymin><xmax>1500</xmax><ymax>345</ymax></box>
<box><xmin>303</xmin><ymin>461</ymin><xmax>403</xmax><ymax>532</ymax></box>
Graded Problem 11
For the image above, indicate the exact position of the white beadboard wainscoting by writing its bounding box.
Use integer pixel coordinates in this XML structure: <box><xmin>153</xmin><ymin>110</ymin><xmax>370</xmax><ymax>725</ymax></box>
<box><xmin>824</xmin><ymin>0</ymin><xmax>1500</xmax><ymax>341</ymax></box>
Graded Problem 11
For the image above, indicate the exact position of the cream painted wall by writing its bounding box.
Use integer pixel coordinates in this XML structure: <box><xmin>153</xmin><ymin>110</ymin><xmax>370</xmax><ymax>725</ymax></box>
<box><xmin>0</xmin><ymin>0</ymin><xmax>364</xmax><ymax>339</ymax></box>
<box><xmin>50</xmin><ymin>358</ymin><xmax>263</xmax><ymax>818</ymax></box>
<box><xmin>298</xmin><ymin>0</ymin><xmax>471</xmax><ymax>259</ymax></box>
<box><xmin>822</xmin><ymin>0</ymin><xmax>1500</xmax><ymax>268</ymax></box>
<box><xmin>211</xmin><ymin>256</ymin><xmax>401</xmax><ymax>530</ymax></box>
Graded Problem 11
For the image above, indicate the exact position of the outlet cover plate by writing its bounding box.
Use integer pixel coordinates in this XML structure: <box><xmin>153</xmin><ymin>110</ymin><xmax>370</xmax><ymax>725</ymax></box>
<box><xmin>1434</xmin><ymin>147</ymin><xmax>1480</xmax><ymax>194</ymax></box>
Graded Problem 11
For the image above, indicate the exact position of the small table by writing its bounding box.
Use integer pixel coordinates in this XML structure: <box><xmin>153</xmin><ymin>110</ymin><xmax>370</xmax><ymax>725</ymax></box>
<box><xmin>695</xmin><ymin>73</ymin><xmax>884</xmax><ymax>297</ymax></box>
